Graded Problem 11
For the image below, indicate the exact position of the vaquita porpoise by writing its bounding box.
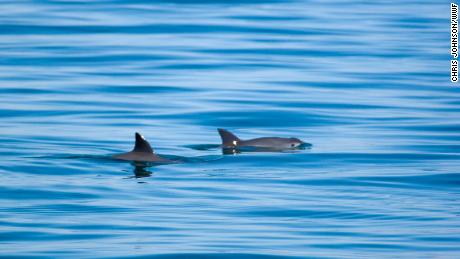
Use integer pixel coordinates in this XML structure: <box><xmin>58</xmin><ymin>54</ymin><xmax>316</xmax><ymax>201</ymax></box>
<box><xmin>112</xmin><ymin>132</ymin><xmax>171</xmax><ymax>163</ymax></box>
<box><xmin>217</xmin><ymin>128</ymin><xmax>306</xmax><ymax>150</ymax></box>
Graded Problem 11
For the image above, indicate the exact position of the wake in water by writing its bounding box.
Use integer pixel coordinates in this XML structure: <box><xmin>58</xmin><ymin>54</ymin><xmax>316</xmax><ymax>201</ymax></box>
<box><xmin>28</xmin><ymin>153</ymin><xmax>222</xmax><ymax>165</ymax></box>
<box><xmin>28</xmin><ymin>153</ymin><xmax>222</xmax><ymax>179</ymax></box>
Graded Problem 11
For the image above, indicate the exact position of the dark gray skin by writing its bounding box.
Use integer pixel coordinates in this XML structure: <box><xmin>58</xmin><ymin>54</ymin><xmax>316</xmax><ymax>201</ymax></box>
<box><xmin>112</xmin><ymin>132</ymin><xmax>171</xmax><ymax>163</ymax></box>
<box><xmin>217</xmin><ymin>128</ymin><xmax>305</xmax><ymax>149</ymax></box>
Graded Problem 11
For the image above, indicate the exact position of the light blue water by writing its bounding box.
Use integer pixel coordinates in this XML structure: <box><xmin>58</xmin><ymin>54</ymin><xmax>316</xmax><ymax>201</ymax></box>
<box><xmin>0</xmin><ymin>0</ymin><xmax>458</xmax><ymax>258</ymax></box>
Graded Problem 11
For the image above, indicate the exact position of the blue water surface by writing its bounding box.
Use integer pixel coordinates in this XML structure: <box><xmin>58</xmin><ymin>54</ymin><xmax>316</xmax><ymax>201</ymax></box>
<box><xmin>0</xmin><ymin>0</ymin><xmax>459</xmax><ymax>258</ymax></box>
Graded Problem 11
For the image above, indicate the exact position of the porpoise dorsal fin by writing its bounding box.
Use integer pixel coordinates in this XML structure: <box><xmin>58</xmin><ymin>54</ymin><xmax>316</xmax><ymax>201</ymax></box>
<box><xmin>217</xmin><ymin>128</ymin><xmax>241</xmax><ymax>147</ymax></box>
<box><xmin>132</xmin><ymin>132</ymin><xmax>154</xmax><ymax>153</ymax></box>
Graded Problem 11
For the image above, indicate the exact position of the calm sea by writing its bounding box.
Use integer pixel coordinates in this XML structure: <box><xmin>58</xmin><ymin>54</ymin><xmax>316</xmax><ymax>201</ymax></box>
<box><xmin>0</xmin><ymin>0</ymin><xmax>458</xmax><ymax>258</ymax></box>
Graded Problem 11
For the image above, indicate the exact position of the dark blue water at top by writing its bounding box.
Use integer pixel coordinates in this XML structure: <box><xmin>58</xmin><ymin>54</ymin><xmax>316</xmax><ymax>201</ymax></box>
<box><xmin>0</xmin><ymin>0</ymin><xmax>458</xmax><ymax>258</ymax></box>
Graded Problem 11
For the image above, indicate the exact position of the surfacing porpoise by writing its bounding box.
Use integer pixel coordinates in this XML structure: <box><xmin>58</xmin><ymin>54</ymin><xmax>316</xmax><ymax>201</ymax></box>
<box><xmin>217</xmin><ymin>128</ymin><xmax>306</xmax><ymax>150</ymax></box>
<box><xmin>112</xmin><ymin>132</ymin><xmax>171</xmax><ymax>163</ymax></box>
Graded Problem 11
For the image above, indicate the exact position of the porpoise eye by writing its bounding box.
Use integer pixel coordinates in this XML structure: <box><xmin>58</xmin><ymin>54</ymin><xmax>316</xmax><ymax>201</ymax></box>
<box><xmin>291</xmin><ymin>144</ymin><xmax>295</xmax><ymax>147</ymax></box>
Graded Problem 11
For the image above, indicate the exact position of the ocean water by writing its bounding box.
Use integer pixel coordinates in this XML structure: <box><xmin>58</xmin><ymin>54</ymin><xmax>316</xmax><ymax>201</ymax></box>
<box><xmin>0</xmin><ymin>0</ymin><xmax>458</xmax><ymax>258</ymax></box>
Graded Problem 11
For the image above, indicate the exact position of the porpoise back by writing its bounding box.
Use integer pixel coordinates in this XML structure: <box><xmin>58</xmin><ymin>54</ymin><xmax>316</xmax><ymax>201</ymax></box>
<box><xmin>217</xmin><ymin>128</ymin><xmax>305</xmax><ymax>149</ymax></box>
<box><xmin>112</xmin><ymin>132</ymin><xmax>170</xmax><ymax>162</ymax></box>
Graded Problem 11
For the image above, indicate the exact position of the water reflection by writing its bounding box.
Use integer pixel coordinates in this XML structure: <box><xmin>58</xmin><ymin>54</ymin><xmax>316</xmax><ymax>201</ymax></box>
<box><xmin>130</xmin><ymin>162</ymin><xmax>154</xmax><ymax>178</ymax></box>
<box><xmin>221</xmin><ymin>144</ymin><xmax>312</xmax><ymax>155</ymax></box>
<box><xmin>185</xmin><ymin>143</ymin><xmax>311</xmax><ymax>155</ymax></box>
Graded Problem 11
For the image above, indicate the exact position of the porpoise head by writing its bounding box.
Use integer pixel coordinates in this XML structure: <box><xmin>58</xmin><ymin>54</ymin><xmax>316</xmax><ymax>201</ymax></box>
<box><xmin>287</xmin><ymin>137</ymin><xmax>305</xmax><ymax>148</ymax></box>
